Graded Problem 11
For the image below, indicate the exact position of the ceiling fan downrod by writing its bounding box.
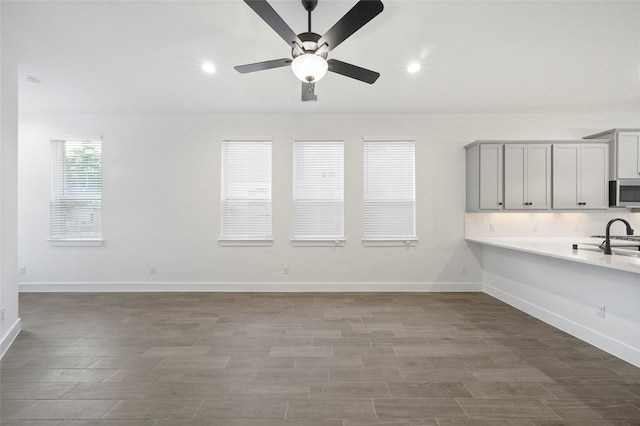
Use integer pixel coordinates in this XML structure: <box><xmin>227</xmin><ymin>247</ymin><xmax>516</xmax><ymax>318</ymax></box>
<box><xmin>302</xmin><ymin>0</ymin><xmax>318</xmax><ymax>33</ymax></box>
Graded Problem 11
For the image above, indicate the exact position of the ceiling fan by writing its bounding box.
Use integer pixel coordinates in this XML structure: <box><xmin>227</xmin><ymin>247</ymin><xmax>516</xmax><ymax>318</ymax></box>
<box><xmin>234</xmin><ymin>0</ymin><xmax>384</xmax><ymax>101</ymax></box>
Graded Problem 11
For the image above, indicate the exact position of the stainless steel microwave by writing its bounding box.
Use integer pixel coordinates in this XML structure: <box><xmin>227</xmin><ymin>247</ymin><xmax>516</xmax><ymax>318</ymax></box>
<box><xmin>610</xmin><ymin>180</ymin><xmax>640</xmax><ymax>207</ymax></box>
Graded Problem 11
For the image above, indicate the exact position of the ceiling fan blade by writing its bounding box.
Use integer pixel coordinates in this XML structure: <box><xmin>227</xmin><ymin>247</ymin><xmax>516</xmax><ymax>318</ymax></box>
<box><xmin>243</xmin><ymin>0</ymin><xmax>303</xmax><ymax>47</ymax></box>
<box><xmin>317</xmin><ymin>0</ymin><xmax>383</xmax><ymax>52</ymax></box>
<box><xmin>301</xmin><ymin>82</ymin><xmax>317</xmax><ymax>101</ymax></box>
<box><xmin>235</xmin><ymin>58</ymin><xmax>292</xmax><ymax>74</ymax></box>
<box><xmin>327</xmin><ymin>59</ymin><xmax>380</xmax><ymax>84</ymax></box>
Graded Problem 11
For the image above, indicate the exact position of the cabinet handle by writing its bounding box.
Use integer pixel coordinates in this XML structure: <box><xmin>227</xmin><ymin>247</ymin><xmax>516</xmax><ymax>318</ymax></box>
<box><xmin>498</xmin><ymin>202</ymin><xmax>503</xmax><ymax>206</ymax></box>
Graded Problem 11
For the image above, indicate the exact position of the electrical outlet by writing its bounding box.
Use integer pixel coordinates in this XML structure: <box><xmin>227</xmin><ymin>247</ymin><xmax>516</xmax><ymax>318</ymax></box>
<box><xmin>1</xmin><ymin>307</ymin><xmax>5</xmax><ymax>321</ymax></box>
<box><xmin>149</xmin><ymin>265</ymin><xmax>157</xmax><ymax>275</ymax></box>
<box><xmin>596</xmin><ymin>304</ymin><xmax>605</xmax><ymax>318</ymax></box>
<box><xmin>19</xmin><ymin>266</ymin><xmax>26</xmax><ymax>275</ymax></box>
<box><xmin>283</xmin><ymin>265</ymin><xmax>289</xmax><ymax>275</ymax></box>
<box><xmin>489</xmin><ymin>223</ymin><xmax>495</xmax><ymax>232</ymax></box>
<box><xmin>461</xmin><ymin>267</ymin><xmax>468</xmax><ymax>275</ymax></box>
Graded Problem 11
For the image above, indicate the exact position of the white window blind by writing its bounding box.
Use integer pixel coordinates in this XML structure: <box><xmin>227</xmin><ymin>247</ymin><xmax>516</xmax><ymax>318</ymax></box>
<box><xmin>50</xmin><ymin>138</ymin><xmax>102</xmax><ymax>240</ymax></box>
<box><xmin>363</xmin><ymin>139</ymin><xmax>416</xmax><ymax>242</ymax></box>
<box><xmin>293</xmin><ymin>140</ymin><xmax>344</xmax><ymax>241</ymax></box>
<box><xmin>220</xmin><ymin>139</ymin><xmax>272</xmax><ymax>242</ymax></box>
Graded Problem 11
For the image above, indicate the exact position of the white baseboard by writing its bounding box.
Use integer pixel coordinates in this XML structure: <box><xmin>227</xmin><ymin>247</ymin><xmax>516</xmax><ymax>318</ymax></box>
<box><xmin>484</xmin><ymin>283</ymin><xmax>640</xmax><ymax>368</ymax></box>
<box><xmin>19</xmin><ymin>281</ymin><xmax>483</xmax><ymax>293</ymax></box>
<box><xmin>0</xmin><ymin>318</ymin><xmax>22</xmax><ymax>359</ymax></box>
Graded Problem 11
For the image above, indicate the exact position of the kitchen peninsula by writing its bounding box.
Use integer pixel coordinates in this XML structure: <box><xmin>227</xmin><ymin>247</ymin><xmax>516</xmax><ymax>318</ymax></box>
<box><xmin>467</xmin><ymin>233</ymin><xmax>640</xmax><ymax>368</ymax></box>
<box><xmin>468</xmin><ymin>236</ymin><xmax>640</xmax><ymax>274</ymax></box>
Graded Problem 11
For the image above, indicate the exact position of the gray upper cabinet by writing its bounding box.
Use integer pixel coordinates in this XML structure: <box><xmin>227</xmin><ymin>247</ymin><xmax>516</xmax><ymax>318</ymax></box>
<box><xmin>616</xmin><ymin>132</ymin><xmax>640</xmax><ymax>179</ymax></box>
<box><xmin>584</xmin><ymin>129</ymin><xmax>640</xmax><ymax>180</ymax></box>
<box><xmin>552</xmin><ymin>143</ymin><xmax>609</xmax><ymax>210</ymax></box>
<box><xmin>504</xmin><ymin>144</ymin><xmax>551</xmax><ymax>210</ymax></box>
<box><xmin>465</xmin><ymin>143</ymin><xmax>503</xmax><ymax>212</ymax></box>
<box><xmin>466</xmin><ymin>139</ymin><xmax>611</xmax><ymax>212</ymax></box>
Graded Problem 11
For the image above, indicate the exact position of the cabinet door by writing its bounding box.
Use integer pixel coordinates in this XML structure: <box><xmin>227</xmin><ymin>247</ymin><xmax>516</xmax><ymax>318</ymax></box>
<box><xmin>479</xmin><ymin>144</ymin><xmax>503</xmax><ymax>210</ymax></box>
<box><xmin>617</xmin><ymin>132</ymin><xmax>640</xmax><ymax>179</ymax></box>
<box><xmin>580</xmin><ymin>144</ymin><xmax>609</xmax><ymax>209</ymax></box>
<box><xmin>552</xmin><ymin>144</ymin><xmax>580</xmax><ymax>209</ymax></box>
<box><xmin>526</xmin><ymin>144</ymin><xmax>551</xmax><ymax>209</ymax></box>
<box><xmin>504</xmin><ymin>144</ymin><xmax>526</xmax><ymax>209</ymax></box>
<box><xmin>504</xmin><ymin>144</ymin><xmax>550</xmax><ymax>210</ymax></box>
<box><xmin>552</xmin><ymin>143</ymin><xmax>608</xmax><ymax>210</ymax></box>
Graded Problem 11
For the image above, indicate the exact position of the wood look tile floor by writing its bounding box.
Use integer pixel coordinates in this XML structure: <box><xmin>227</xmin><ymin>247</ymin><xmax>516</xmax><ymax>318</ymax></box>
<box><xmin>2</xmin><ymin>292</ymin><xmax>640</xmax><ymax>425</ymax></box>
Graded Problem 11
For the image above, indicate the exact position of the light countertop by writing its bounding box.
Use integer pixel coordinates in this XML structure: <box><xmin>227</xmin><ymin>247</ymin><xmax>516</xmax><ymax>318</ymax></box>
<box><xmin>466</xmin><ymin>237</ymin><xmax>640</xmax><ymax>275</ymax></box>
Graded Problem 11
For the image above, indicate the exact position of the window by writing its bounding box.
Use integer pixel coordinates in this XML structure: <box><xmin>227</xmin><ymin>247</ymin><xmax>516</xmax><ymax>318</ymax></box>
<box><xmin>50</xmin><ymin>137</ymin><xmax>103</xmax><ymax>244</ymax></box>
<box><xmin>363</xmin><ymin>139</ymin><xmax>416</xmax><ymax>244</ymax></box>
<box><xmin>293</xmin><ymin>140</ymin><xmax>344</xmax><ymax>243</ymax></box>
<box><xmin>220</xmin><ymin>139</ymin><xmax>272</xmax><ymax>244</ymax></box>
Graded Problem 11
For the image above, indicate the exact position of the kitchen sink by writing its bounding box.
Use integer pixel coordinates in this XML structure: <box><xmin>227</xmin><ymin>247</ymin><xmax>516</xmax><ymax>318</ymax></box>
<box><xmin>574</xmin><ymin>243</ymin><xmax>640</xmax><ymax>258</ymax></box>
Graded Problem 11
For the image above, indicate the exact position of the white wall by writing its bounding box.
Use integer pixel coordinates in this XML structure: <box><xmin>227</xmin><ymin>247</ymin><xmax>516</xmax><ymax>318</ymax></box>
<box><xmin>1</xmin><ymin>12</ymin><xmax>22</xmax><ymax>357</ymax></box>
<box><xmin>17</xmin><ymin>112</ymin><xmax>639</xmax><ymax>292</ymax></box>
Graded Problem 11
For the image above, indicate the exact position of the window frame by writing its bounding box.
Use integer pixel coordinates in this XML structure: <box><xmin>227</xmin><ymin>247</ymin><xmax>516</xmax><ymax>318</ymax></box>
<box><xmin>362</xmin><ymin>137</ymin><xmax>417</xmax><ymax>247</ymax></box>
<box><xmin>48</xmin><ymin>135</ymin><xmax>103</xmax><ymax>247</ymax></box>
<box><xmin>219</xmin><ymin>137</ymin><xmax>273</xmax><ymax>246</ymax></box>
<box><xmin>292</xmin><ymin>138</ymin><xmax>345</xmax><ymax>246</ymax></box>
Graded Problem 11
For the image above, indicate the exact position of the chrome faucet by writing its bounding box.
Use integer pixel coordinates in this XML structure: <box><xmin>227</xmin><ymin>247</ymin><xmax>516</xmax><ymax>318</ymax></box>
<box><xmin>601</xmin><ymin>218</ymin><xmax>635</xmax><ymax>255</ymax></box>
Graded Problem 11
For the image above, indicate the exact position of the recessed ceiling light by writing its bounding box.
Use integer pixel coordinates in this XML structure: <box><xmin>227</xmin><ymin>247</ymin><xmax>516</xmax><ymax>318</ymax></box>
<box><xmin>407</xmin><ymin>63</ymin><xmax>421</xmax><ymax>73</ymax></box>
<box><xmin>201</xmin><ymin>63</ymin><xmax>216</xmax><ymax>74</ymax></box>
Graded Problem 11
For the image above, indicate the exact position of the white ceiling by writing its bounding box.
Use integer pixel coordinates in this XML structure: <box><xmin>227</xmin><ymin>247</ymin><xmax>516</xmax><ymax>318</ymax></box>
<box><xmin>3</xmin><ymin>0</ymin><xmax>640</xmax><ymax>114</ymax></box>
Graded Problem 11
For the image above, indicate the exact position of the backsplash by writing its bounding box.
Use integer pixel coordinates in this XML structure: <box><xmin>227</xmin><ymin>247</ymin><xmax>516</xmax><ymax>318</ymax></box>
<box><xmin>465</xmin><ymin>211</ymin><xmax>640</xmax><ymax>238</ymax></box>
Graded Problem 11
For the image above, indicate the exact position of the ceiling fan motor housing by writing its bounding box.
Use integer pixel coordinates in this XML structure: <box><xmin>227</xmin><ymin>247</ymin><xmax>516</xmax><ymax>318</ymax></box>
<box><xmin>292</xmin><ymin>32</ymin><xmax>327</xmax><ymax>59</ymax></box>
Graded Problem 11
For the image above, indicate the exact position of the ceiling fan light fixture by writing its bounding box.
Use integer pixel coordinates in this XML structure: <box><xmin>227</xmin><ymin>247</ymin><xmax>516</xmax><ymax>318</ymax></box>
<box><xmin>291</xmin><ymin>53</ymin><xmax>328</xmax><ymax>83</ymax></box>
